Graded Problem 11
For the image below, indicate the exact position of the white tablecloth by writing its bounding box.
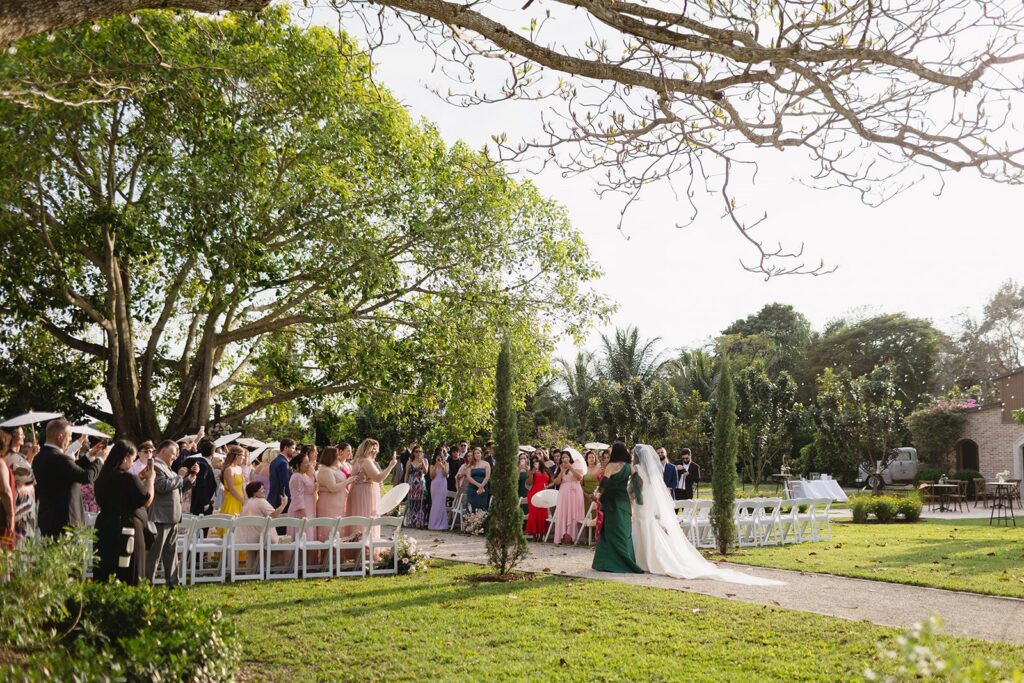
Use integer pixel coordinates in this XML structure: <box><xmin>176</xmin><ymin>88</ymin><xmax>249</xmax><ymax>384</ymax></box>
<box><xmin>789</xmin><ymin>479</ymin><xmax>848</xmax><ymax>502</ymax></box>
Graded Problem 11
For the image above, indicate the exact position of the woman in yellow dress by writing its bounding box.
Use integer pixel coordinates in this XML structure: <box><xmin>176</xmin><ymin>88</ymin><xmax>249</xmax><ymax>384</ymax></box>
<box><xmin>218</xmin><ymin>445</ymin><xmax>247</xmax><ymax>515</ymax></box>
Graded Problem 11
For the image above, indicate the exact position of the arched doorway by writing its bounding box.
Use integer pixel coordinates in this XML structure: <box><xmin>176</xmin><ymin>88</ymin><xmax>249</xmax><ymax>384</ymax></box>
<box><xmin>955</xmin><ymin>439</ymin><xmax>980</xmax><ymax>472</ymax></box>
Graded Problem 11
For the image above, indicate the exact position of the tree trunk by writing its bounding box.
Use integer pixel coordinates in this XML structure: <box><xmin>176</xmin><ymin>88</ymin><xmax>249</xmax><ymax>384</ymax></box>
<box><xmin>0</xmin><ymin>0</ymin><xmax>269</xmax><ymax>47</ymax></box>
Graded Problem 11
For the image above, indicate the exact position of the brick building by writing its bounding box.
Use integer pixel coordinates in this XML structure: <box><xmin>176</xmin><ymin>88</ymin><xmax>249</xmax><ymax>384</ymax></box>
<box><xmin>951</xmin><ymin>367</ymin><xmax>1024</xmax><ymax>480</ymax></box>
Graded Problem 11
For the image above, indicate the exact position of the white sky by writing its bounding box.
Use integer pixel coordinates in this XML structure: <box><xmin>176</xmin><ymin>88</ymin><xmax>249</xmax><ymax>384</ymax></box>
<box><xmin>319</xmin><ymin>12</ymin><xmax>1021</xmax><ymax>361</ymax></box>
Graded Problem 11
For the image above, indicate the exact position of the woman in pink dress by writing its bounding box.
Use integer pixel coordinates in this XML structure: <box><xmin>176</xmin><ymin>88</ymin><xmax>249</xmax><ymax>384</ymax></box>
<box><xmin>347</xmin><ymin>439</ymin><xmax>397</xmax><ymax>556</ymax></box>
<box><xmin>315</xmin><ymin>446</ymin><xmax>350</xmax><ymax>541</ymax></box>
<box><xmin>288</xmin><ymin>451</ymin><xmax>317</xmax><ymax>522</ymax></box>
<box><xmin>552</xmin><ymin>450</ymin><xmax>585</xmax><ymax>545</ymax></box>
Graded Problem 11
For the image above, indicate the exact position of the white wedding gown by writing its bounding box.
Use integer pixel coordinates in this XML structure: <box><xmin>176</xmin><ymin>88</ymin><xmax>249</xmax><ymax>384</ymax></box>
<box><xmin>630</xmin><ymin>444</ymin><xmax>784</xmax><ymax>586</ymax></box>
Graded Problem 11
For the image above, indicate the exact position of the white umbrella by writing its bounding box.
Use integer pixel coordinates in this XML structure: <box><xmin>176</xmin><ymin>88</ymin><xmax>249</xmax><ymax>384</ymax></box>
<box><xmin>248</xmin><ymin>441</ymin><xmax>280</xmax><ymax>463</ymax></box>
<box><xmin>0</xmin><ymin>411</ymin><xmax>63</xmax><ymax>428</ymax></box>
<box><xmin>584</xmin><ymin>442</ymin><xmax>609</xmax><ymax>451</ymax></box>
<box><xmin>176</xmin><ymin>433</ymin><xmax>198</xmax><ymax>444</ymax></box>
<box><xmin>518</xmin><ymin>445</ymin><xmax>536</xmax><ymax>453</ymax></box>
<box><xmin>564</xmin><ymin>446</ymin><xmax>586</xmax><ymax>476</ymax></box>
<box><xmin>213</xmin><ymin>432</ymin><xmax>242</xmax><ymax>448</ymax></box>
<box><xmin>70</xmin><ymin>425</ymin><xmax>112</xmax><ymax>439</ymax></box>
<box><xmin>378</xmin><ymin>483</ymin><xmax>410</xmax><ymax>515</ymax></box>
<box><xmin>235</xmin><ymin>437</ymin><xmax>265</xmax><ymax>448</ymax></box>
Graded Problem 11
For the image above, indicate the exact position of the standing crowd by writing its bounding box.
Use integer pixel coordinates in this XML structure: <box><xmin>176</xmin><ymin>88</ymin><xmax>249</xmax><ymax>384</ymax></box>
<box><xmin>0</xmin><ymin>419</ymin><xmax>701</xmax><ymax>586</ymax></box>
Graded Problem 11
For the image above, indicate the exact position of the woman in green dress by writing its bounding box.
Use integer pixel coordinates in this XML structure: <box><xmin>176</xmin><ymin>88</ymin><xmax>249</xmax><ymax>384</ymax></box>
<box><xmin>592</xmin><ymin>442</ymin><xmax>643</xmax><ymax>574</ymax></box>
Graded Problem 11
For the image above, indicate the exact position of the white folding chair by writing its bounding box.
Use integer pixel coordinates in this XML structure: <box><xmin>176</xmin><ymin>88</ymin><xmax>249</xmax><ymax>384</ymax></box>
<box><xmin>335</xmin><ymin>516</ymin><xmax>370</xmax><ymax>578</ymax></box>
<box><xmin>814</xmin><ymin>498</ymin><xmax>833</xmax><ymax>541</ymax></box>
<box><xmin>448</xmin><ymin>491</ymin><xmax>467</xmax><ymax>531</ymax></box>
<box><xmin>756</xmin><ymin>498</ymin><xmax>783</xmax><ymax>546</ymax></box>
<box><xmin>266</xmin><ymin>516</ymin><xmax>303</xmax><ymax>580</ymax></box>
<box><xmin>301</xmin><ymin>517</ymin><xmax>339</xmax><ymax>579</ymax></box>
<box><xmin>229</xmin><ymin>516</ymin><xmax>268</xmax><ymax>581</ymax></box>
<box><xmin>777</xmin><ymin>498</ymin><xmax>803</xmax><ymax>544</ymax></box>
<box><xmin>795</xmin><ymin>499</ymin><xmax>819</xmax><ymax>542</ymax></box>
<box><xmin>691</xmin><ymin>500</ymin><xmax>714</xmax><ymax>547</ymax></box>
<box><xmin>189</xmin><ymin>516</ymin><xmax>231</xmax><ymax>584</ymax></box>
<box><xmin>368</xmin><ymin>516</ymin><xmax>404</xmax><ymax>576</ymax></box>
<box><xmin>734</xmin><ymin>499</ymin><xmax>759</xmax><ymax>548</ymax></box>
<box><xmin>176</xmin><ymin>514</ymin><xmax>196</xmax><ymax>584</ymax></box>
<box><xmin>574</xmin><ymin>501</ymin><xmax>599</xmax><ymax>546</ymax></box>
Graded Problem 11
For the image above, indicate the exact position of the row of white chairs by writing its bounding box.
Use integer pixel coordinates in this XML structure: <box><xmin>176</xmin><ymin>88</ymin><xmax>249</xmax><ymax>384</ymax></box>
<box><xmin>675</xmin><ymin>498</ymin><xmax>833</xmax><ymax>548</ymax></box>
<box><xmin>82</xmin><ymin>513</ymin><xmax>403</xmax><ymax>584</ymax></box>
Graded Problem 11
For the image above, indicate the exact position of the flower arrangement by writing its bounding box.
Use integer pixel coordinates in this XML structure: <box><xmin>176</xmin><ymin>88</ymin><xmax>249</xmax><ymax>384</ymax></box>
<box><xmin>463</xmin><ymin>510</ymin><xmax>489</xmax><ymax>535</ymax></box>
<box><xmin>379</xmin><ymin>535</ymin><xmax>430</xmax><ymax>575</ymax></box>
<box><xmin>996</xmin><ymin>470</ymin><xmax>1010</xmax><ymax>483</ymax></box>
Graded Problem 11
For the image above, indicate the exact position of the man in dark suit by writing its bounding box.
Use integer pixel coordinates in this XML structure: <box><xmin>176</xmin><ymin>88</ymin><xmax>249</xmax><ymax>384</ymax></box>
<box><xmin>657</xmin><ymin>447</ymin><xmax>678</xmax><ymax>492</ymax></box>
<box><xmin>184</xmin><ymin>438</ymin><xmax>217</xmax><ymax>516</ymax></box>
<box><xmin>32</xmin><ymin>418</ymin><xmax>103</xmax><ymax>538</ymax></box>
<box><xmin>268</xmin><ymin>438</ymin><xmax>294</xmax><ymax>511</ymax></box>
<box><xmin>674</xmin><ymin>448</ymin><xmax>701</xmax><ymax>500</ymax></box>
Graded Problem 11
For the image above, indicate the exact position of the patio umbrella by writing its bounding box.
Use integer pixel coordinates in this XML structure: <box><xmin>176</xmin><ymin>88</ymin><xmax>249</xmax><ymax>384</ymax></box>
<box><xmin>213</xmin><ymin>432</ymin><xmax>242</xmax><ymax>448</ymax></box>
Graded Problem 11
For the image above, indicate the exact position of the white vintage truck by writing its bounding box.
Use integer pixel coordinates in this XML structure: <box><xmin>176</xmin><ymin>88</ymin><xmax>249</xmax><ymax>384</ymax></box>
<box><xmin>856</xmin><ymin>447</ymin><xmax>921</xmax><ymax>492</ymax></box>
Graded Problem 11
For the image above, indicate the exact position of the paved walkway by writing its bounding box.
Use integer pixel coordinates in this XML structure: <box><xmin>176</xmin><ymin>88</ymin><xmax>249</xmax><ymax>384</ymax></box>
<box><xmin>405</xmin><ymin>529</ymin><xmax>1024</xmax><ymax>646</ymax></box>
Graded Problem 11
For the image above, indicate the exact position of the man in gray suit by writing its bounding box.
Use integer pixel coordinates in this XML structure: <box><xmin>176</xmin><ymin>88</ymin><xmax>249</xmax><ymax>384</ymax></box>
<box><xmin>146</xmin><ymin>439</ymin><xmax>198</xmax><ymax>586</ymax></box>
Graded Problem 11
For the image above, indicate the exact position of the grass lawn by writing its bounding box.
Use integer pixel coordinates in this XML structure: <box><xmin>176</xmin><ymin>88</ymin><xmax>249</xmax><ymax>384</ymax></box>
<box><xmin>716</xmin><ymin>518</ymin><xmax>1024</xmax><ymax>599</ymax></box>
<box><xmin>195</xmin><ymin>562</ymin><xmax>1024</xmax><ymax>682</ymax></box>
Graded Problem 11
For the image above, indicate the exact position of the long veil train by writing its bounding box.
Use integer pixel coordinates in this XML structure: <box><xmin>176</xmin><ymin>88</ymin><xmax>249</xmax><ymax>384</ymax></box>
<box><xmin>630</xmin><ymin>444</ymin><xmax>785</xmax><ymax>586</ymax></box>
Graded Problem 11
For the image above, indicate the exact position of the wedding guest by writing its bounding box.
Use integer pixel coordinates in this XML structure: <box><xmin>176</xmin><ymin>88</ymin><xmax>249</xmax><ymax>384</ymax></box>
<box><xmin>315</xmin><ymin>446</ymin><xmax>350</xmax><ymax>544</ymax></box>
<box><xmin>130</xmin><ymin>441</ymin><xmax>155</xmax><ymax>475</ymax></box>
<box><xmin>237</xmin><ymin>481</ymin><xmax>290</xmax><ymax>564</ymax></box>
<box><xmin>674</xmin><ymin>449</ymin><xmax>700</xmax><ymax>500</ymax></box>
<box><xmin>184</xmin><ymin>438</ymin><xmax>217</xmax><ymax>516</ymax></box>
<box><xmin>147</xmin><ymin>440</ymin><xmax>197</xmax><ymax>586</ymax></box>
<box><xmin>600</xmin><ymin>448</ymin><xmax>611</xmax><ymax>469</ymax></box>
<box><xmin>3</xmin><ymin>429</ymin><xmax>35</xmax><ymax>546</ymax></box>
<box><xmin>483</xmin><ymin>442</ymin><xmax>496</xmax><ymax>468</ymax></box>
<box><xmin>288</xmin><ymin>450</ymin><xmax>317</xmax><ymax>520</ymax></box>
<box><xmin>658</xmin><ymin>447</ymin><xmax>679</xmax><ymax>492</ymax></box>
<box><xmin>218</xmin><ymin>446</ymin><xmax>247</xmax><ymax>515</ymax></box>
<box><xmin>427</xmin><ymin>448</ymin><xmax>450</xmax><ymax>530</ymax></box>
<box><xmin>446</xmin><ymin>445</ymin><xmax>464</xmax><ymax>493</ymax></box>
<box><xmin>552</xmin><ymin>451</ymin><xmax>584</xmax><ymax>545</ymax></box>
<box><xmin>465</xmin><ymin>447</ymin><xmax>491</xmax><ymax>512</ymax></box>
<box><xmin>592</xmin><ymin>442</ymin><xmax>643</xmax><ymax>573</ymax></box>
<box><xmin>251</xmin><ymin>448</ymin><xmax>275</xmax><ymax>493</ymax></box>
<box><xmin>0</xmin><ymin>431</ymin><xmax>14</xmax><ymax>549</ymax></box>
<box><xmin>524</xmin><ymin>457</ymin><xmax>550</xmax><ymax>541</ymax></box>
<box><xmin>348</xmin><ymin>439</ymin><xmax>396</xmax><ymax>557</ymax></box>
<box><xmin>517</xmin><ymin>455</ymin><xmax>530</xmax><ymax>513</ymax></box>
<box><xmin>404</xmin><ymin>444</ymin><xmax>428</xmax><ymax>529</ymax></box>
<box><xmin>33</xmin><ymin>419</ymin><xmax>103</xmax><ymax>538</ymax></box>
<box><xmin>268</xmin><ymin>438</ymin><xmax>295</xmax><ymax>512</ymax></box>
<box><xmin>582</xmin><ymin>451</ymin><xmax>601</xmax><ymax>500</ymax></box>
<box><xmin>94</xmin><ymin>441</ymin><xmax>154</xmax><ymax>585</ymax></box>
<box><xmin>348</xmin><ymin>439</ymin><xmax>396</xmax><ymax>520</ymax></box>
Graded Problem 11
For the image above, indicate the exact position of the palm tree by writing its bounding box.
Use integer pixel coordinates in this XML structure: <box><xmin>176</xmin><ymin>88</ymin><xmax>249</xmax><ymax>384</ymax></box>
<box><xmin>558</xmin><ymin>351</ymin><xmax>597</xmax><ymax>438</ymax></box>
<box><xmin>598</xmin><ymin>326</ymin><xmax>666</xmax><ymax>384</ymax></box>
<box><xmin>666</xmin><ymin>348</ymin><xmax>718</xmax><ymax>401</ymax></box>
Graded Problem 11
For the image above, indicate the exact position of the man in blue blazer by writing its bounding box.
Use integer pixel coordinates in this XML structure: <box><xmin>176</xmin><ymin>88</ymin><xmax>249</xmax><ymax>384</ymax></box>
<box><xmin>268</xmin><ymin>438</ymin><xmax>294</xmax><ymax>511</ymax></box>
<box><xmin>657</xmin><ymin>447</ymin><xmax>679</xmax><ymax>493</ymax></box>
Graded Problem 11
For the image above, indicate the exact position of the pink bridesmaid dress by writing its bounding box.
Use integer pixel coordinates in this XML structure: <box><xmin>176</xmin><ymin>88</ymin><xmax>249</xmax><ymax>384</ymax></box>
<box><xmin>315</xmin><ymin>465</ymin><xmax>349</xmax><ymax>541</ymax></box>
<box><xmin>346</xmin><ymin>461</ymin><xmax>381</xmax><ymax>556</ymax></box>
<box><xmin>553</xmin><ymin>474</ymin><xmax>585</xmax><ymax>545</ymax></box>
<box><xmin>289</xmin><ymin>472</ymin><xmax>316</xmax><ymax>519</ymax></box>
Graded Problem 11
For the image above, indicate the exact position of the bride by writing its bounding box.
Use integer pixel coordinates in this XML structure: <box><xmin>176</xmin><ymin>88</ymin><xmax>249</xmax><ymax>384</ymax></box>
<box><xmin>630</xmin><ymin>444</ymin><xmax>784</xmax><ymax>586</ymax></box>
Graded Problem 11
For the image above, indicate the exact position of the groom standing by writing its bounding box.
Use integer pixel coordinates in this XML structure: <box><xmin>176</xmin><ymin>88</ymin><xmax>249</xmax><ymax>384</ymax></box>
<box><xmin>674</xmin><ymin>449</ymin><xmax>700</xmax><ymax>500</ymax></box>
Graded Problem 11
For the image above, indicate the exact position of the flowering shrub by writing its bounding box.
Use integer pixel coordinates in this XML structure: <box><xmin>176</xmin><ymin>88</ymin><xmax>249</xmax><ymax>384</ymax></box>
<box><xmin>850</xmin><ymin>495</ymin><xmax>922</xmax><ymax>523</ymax></box>
<box><xmin>463</xmin><ymin>510</ymin><xmax>489</xmax><ymax>535</ymax></box>
<box><xmin>907</xmin><ymin>392</ymin><xmax>976</xmax><ymax>465</ymax></box>
<box><xmin>380</xmin><ymin>535</ymin><xmax>431</xmax><ymax>575</ymax></box>
<box><xmin>864</xmin><ymin>616</ymin><xmax>1022</xmax><ymax>682</ymax></box>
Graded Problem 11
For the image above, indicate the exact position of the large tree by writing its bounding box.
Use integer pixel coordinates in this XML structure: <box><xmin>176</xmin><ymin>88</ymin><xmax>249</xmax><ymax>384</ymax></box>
<box><xmin>8</xmin><ymin>4</ymin><xmax>1024</xmax><ymax>276</ymax></box>
<box><xmin>722</xmin><ymin>303</ymin><xmax>812</xmax><ymax>379</ymax></box>
<box><xmin>734</xmin><ymin>366</ymin><xmax>801</xmax><ymax>490</ymax></box>
<box><xmin>0</xmin><ymin>11</ymin><xmax>601</xmax><ymax>440</ymax></box>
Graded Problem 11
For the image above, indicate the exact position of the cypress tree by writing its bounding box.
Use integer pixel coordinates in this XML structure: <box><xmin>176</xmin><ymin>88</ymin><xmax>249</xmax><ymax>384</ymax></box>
<box><xmin>485</xmin><ymin>338</ymin><xmax>529</xmax><ymax>575</ymax></box>
<box><xmin>711</xmin><ymin>356</ymin><xmax>738</xmax><ymax>554</ymax></box>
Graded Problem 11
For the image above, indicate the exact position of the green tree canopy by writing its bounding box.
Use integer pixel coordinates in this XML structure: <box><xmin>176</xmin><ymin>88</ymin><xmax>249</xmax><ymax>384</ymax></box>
<box><xmin>0</xmin><ymin>10</ymin><xmax>603</xmax><ymax>440</ymax></box>
<box><xmin>722</xmin><ymin>303</ymin><xmax>812</xmax><ymax>378</ymax></box>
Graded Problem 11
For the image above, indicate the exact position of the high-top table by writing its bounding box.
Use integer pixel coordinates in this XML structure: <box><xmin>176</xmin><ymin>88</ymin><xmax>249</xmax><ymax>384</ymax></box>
<box><xmin>987</xmin><ymin>482</ymin><xmax>1017</xmax><ymax>527</ymax></box>
<box><xmin>926</xmin><ymin>483</ymin><xmax>958</xmax><ymax>512</ymax></box>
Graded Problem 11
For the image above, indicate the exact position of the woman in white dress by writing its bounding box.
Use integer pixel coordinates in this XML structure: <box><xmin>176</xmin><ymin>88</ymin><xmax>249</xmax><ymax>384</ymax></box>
<box><xmin>630</xmin><ymin>444</ymin><xmax>783</xmax><ymax>586</ymax></box>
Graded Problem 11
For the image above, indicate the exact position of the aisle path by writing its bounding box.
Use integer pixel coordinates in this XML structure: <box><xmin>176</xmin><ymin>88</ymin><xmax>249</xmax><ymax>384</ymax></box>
<box><xmin>404</xmin><ymin>529</ymin><xmax>1024</xmax><ymax>646</ymax></box>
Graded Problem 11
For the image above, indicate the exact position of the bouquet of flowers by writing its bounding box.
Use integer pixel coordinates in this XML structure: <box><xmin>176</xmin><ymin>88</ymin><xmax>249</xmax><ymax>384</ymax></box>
<box><xmin>463</xmin><ymin>510</ymin><xmax>489</xmax><ymax>535</ymax></box>
<box><xmin>996</xmin><ymin>470</ymin><xmax>1010</xmax><ymax>483</ymax></box>
<box><xmin>380</xmin><ymin>535</ymin><xmax>431</xmax><ymax>575</ymax></box>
